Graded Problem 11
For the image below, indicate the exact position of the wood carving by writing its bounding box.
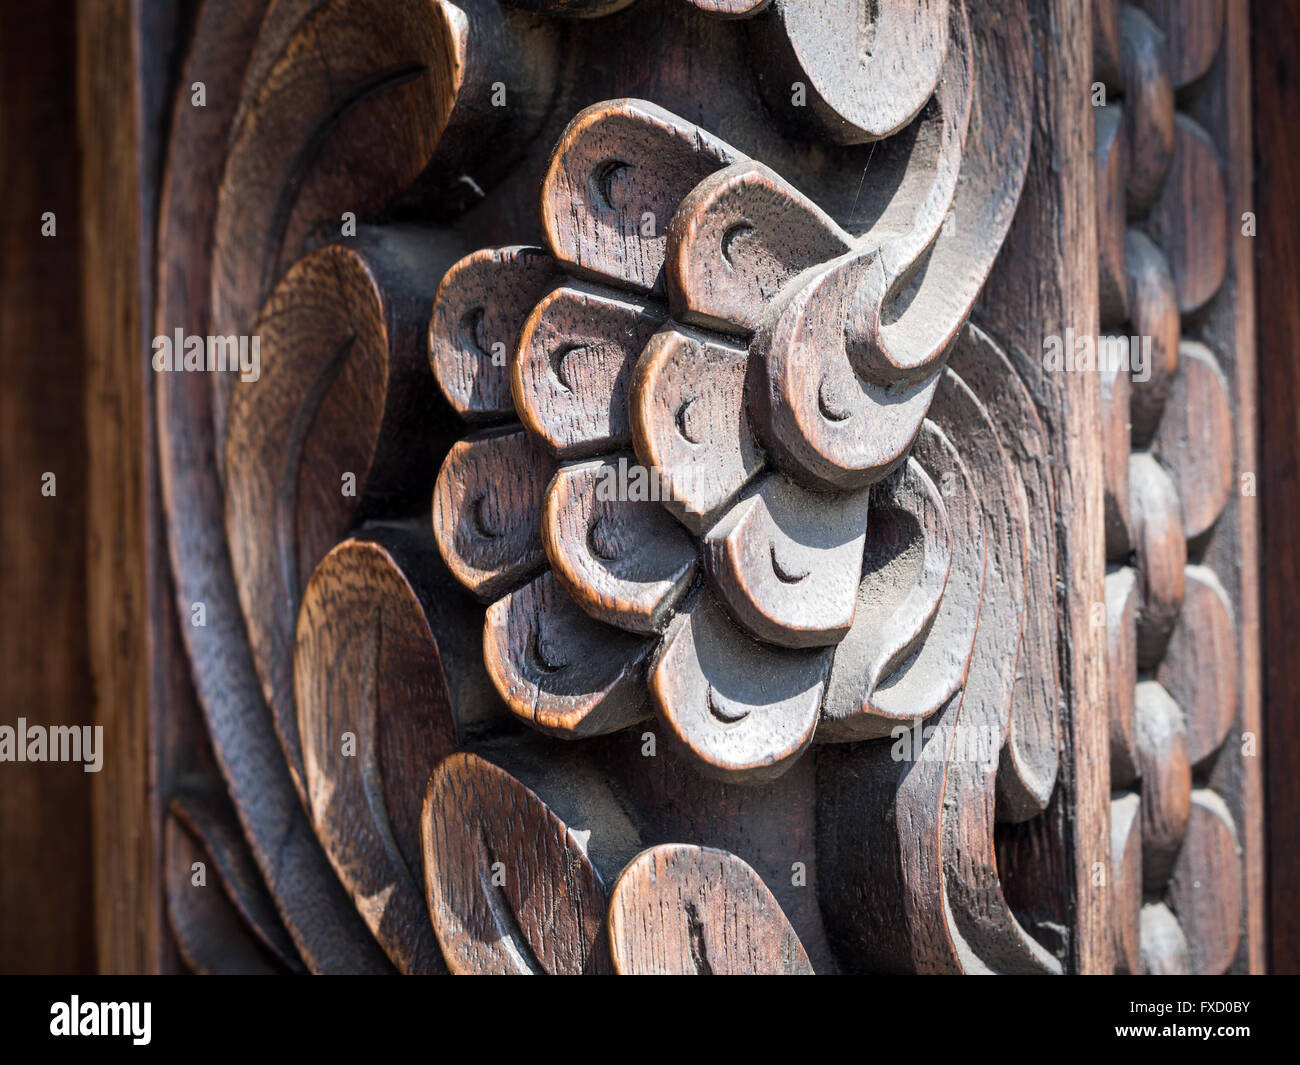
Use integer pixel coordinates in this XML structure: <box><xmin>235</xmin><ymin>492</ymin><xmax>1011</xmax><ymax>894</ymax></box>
<box><xmin>1095</xmin><ymin>0</ymin><xmax>1256</xmax><ymax>975</ymax></box>
<box><xmin>141</xmin><ymin>0</ymin><xmax>1261</xmax><ymax>977</ymax></box>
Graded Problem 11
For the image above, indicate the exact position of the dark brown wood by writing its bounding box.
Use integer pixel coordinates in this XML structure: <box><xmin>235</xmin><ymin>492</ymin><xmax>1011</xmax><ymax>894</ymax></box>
<box><xmin>295</xmin><ymin>531</ymin><xmax>462</xmax><ymax>973</ymax></box>
<box><xmin>1254</xmin><ymin>0</ymin><xmax>1300</xmax><ymax>976</ymax></box>
<box><xmin>976</xmin><ymin>0</ymin><xmax>1111</xmax><ymax>972</ymax></box>
<box><xmin>154</xmin><ymin>0</ymin><xmax>397</xmax><ymax>974</ymax></box>
<box><xmin>78</xmin><ymin>0</ymin><xmax>162</xmax><ymax>974</ymax></box>
<box><xmin>1138</xmin><ymin>0</ymin><xmax>1223</xmax><ymax>90</ymax></box>
<box><xmin>1120</xmin><ymin>5</ymin><xmax>1174</xmax><ymax>215</ymax></box>
<box><xmin>224</xmin><ymin>230</ymin><xmax>457</xmax><ymax>799</ymax></box>
<box><xmin>1125</xmin><ymin>230</ymin><xmax>1181</xmax><ymax>446</ymax></box>
<box><xmin>164</xmin><ymin>815</ymin><xmax>281</xmax><ymax>976</ymax></box>
<box><xmin>1135</xmin><ymin>681</ymin><xmax>1191</xmax><ymax>893</ymax></box>
<box><xmin>164</xmin><ymin>789</ymin><xmax>300</xmax><ymax>975</ymax></box>
<box><xmin>422</xmin><ymin>751</ymin><xmax>612</xmax><ymax>974</ymax></box>
<box><xmin>55</xmin><ymin>0</ymin><xmax>1268</xmax><ymax>977</ymax></box>
<box><xmin>607</xmin><ymin>844</ymin><xmax>814</xmax><ymax>974</ymax></box>
<box><xmin>1168</xmin><ymin>789</ymin><xmax>1242</xmax><ymax>975</ymax></box>
<box><xmin>1110</xmin><ymin>791</ymin><xmax>1143</xmax><ymax>974</ymax></box>
<box><xmin>1096</xmin><ymin>0</ymin><xmax>1263</xmax><ymax>975</ymax></box>
<box><xmin>433</xmin><ymin>427</ymin><xmax>559</xmax><ymax>600</ymax></box>
<box><xmin>0</xmin><ymin>0</ymin><xmax>94</xmax><ymax>975</ymax></box>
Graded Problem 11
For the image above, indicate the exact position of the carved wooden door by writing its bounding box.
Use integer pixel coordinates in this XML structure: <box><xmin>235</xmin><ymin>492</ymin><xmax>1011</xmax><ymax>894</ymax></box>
<box><xmin>70</xmin><ymin>0</ymin><xmax>1265</xmax><ymax>975</ymax></box>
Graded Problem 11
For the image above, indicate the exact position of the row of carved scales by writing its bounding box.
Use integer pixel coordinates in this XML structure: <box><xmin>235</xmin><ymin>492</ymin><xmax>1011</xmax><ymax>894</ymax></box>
<box><xmin>158</xmin><ymin>0</ymin><xmax>1066</xmax><ymax>974</ymax></box>
<box><xmin>1094</xmin><ymin>0</ymin><xmax>1246</xmax><ymax>975</ymax></box>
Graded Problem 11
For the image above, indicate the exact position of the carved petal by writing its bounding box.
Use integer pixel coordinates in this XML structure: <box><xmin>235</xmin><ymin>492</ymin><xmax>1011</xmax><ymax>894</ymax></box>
<box><xmin>1130</xmin><ymin>452</ymin><xmax>1187</xmax><ymax>669</ymax></box>
<box><xmin>629</xmin><ymin>325</ymin><xmax>765</xmax><ymax>534</ymax></box>
<box><xmin>165</xmin><ymin>813</ymin><xmax>283</xmax><ymax>975</ymax></box>
<box><xmin>1111</xmin><ymin>791</ymin><xmax>1143</xmax><ymax>975</ymax></box>
<box><xmin>704</xmin><ymin>472</ymin><xmax>872</xmax><ymax>648</ymax></box>
<box><xmin>1151</xmin><ymin>341</ymin><xmax>1234</xmax><ymax>540</ymax></box>
<box><xmin>500</xmin><ymin>0</ymin><xmax>637</xmax><ymax>16</ymax></box>
<box><xmin>484</xmin><ymin>570</ymin><xmax>654</xmax><ymax>737</ymax></box>
<box><xmin>818</xmin><ymin>447</ymin><xmax>962</xmax><ymax>741</ymax></box>
<box><xmin>167</xmin><ymin>791</ymin><xmax>302</xmax><ymax>973</ymax></box>
<box><xmin>209</xmin><ymin>0</ymin><xmax>479</xmax><ymax>459</ymax></box>
<box><xmin>607</xmin><ymin>844</ymin><xmax>814</xmax><ymax>974</ymax></box>
<box><xmin>753</xmin><ymin>0</ymin><xmax>950</xmax><ymax>143</ymax></box>
<box><xmin>428</xmin><ymin>245</ymin><xmax>560</xmax><ymax>421</ymax></box>
<box><xmin>432</xmin><ymin>427</ymin><xmax>558</xmax><ymax>602</ymax></box>
<box><xmin>539</xmin><ymin>99</ymin><xmax>742</xmax><ymax>292</ymax></box>
<box><xmin>1106</xmin><ymin>566</ymin><xmax>1141</xmax><ymax>787</ymax></box>
<box><xmin>295</xmin><ymin>536</ymin><xmax>456</xmax><ymax>974</ymax></box>
<box><xmin>1156</xmin><ymin>565</ymin><xmax>1237</xmax><ymax>767</ymax></box>
<box><xmin>1141</xmin><ymin>901</ymin><xmax>1192</xmax><ymax>975</ymax></box>
<box><xmin>1136</xmin><ymin>681</ymin><xmax>1191</xmax><ymax>893</ymax></box>
<box><xmin>1126</xmin><ymin>230</ymin><xmax>1181</xmax><ymax>446</ymax></box>
<box><xmin>422</xmin><ymin>752</ymin><xmax>611</xmax><ymax>974</ymax></box>
<box><xmin>512</xmin><ymin>282</ymin><xmax>666</xmax><ymax>457</ymax></box>
<box><xmin>665</xmin><ymin>160</ymin><xmax>852</xmax><ymax>333</ymax></box>
<box><xmin>542</xmin><ymin>457</ymin><xmax>698</xmax><ymax>634</ymax></box>
<box><xmin>649</xmin><ymin>591</ymin><xmax>832</xmax><ymax>782</ymax></box>
<box><xmin>852</xmin><ymin>0</ymin><xmax>972</xmax><ymax>263</ymax></box>
<box><xmin>750</xmin><ymin>249</ymin><xmax>941</xmax><ymax>490</ymax></box>
<box><xmin>740</xmin><ymin>9</ymin><xmax>986</xmax><ymax>490</ymax></box>
<box><xmin>1145</xmin><ymin>116</ymin><xmax>1227</xmax><ymax>314</ymax></box>
<box><xmin>1168</xmin><ymin>790</ymin><xmax>1242</xmax><ymax>975</ymax></box>
<box><xmin>688</xmin><ymin>0</ymin><xmax>772</xmax><ymax>14</ymax></box>
<box><xmin>225</xmin><ymin>235</ymin><xmax>450</xmax><ymax>797</ymax></box>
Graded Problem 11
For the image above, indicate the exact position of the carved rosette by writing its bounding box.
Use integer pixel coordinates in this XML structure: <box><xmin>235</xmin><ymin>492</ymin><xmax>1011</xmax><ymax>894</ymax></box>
<box><xmin>154</xmin><ymin>0</ymin><xmax>1074</xmax><ymax>975</ymax></box>
<box><xmin>430</xmin><ymin>72</ymin><xmax>1040</xmax><ymax>788</ymax></box>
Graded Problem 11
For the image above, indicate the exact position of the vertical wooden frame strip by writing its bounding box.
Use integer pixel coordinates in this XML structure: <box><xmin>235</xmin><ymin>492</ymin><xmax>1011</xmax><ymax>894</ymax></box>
<box><xmin>78</xmin><ymin>0</ymin><xmax>156</xmax><ymax>972</ymax></box>
<box><xmin>1253</xmin><ymin>0</ymin><xmax>1300</xmax><ymax>975</ymax></box>
<box><xmin>1224</xmin><ymin>0</ymin><xmax>1264</xmax><ymax>975</ymax></box>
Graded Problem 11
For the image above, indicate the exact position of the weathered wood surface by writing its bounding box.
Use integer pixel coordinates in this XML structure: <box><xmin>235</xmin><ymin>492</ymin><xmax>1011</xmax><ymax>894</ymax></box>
<box><xmin>1094</xmin><ymin>0</ymin><xmax>1259</xmax><ymax>974</ymax></box>
<box><xmin>607</xmin><ymin>844</ymin><xmax>813</xmax><ymax>975</ymax></box>
<box><xmin>124</xmin><ymin>0</ymin><xmax>1263</xmax><ymax>977</ymax></box>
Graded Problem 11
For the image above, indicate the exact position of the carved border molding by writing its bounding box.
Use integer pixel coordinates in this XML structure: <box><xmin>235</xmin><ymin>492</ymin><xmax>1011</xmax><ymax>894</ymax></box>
<box><xmin>1094</xmin><ymin>0</ymin><xmax>1263</xmax><ymax>974</ymax></box>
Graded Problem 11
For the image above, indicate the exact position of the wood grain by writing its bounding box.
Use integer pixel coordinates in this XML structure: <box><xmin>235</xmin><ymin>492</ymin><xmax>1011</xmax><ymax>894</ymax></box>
<box><xmin>649</xmin><ymin>588</ymin><xmax>832</xmax><ymax>783</ymax></box>
<box><xmin>0</xmin><ymin>0</ymin><xmax>93</xmax><ymax>974</ymax></box>
<box><xmin>422</xmin><ymin>751</ymin><xmax>611</xmax><ymax>974</ymax></box>
<box><xmin>1135</xmin><ymin>680</ymin><xmax>1191</xmax><ymax>893</ymax></box>
<box><xmin>1145</xmin><ymin>115</ymin><xmax>1227</xmax><ymax>314</ymax></box>
<box><xmin>155</xmin><ymin>0</ymin><xmax>393</xmax><ymax>973</ymax></box>
<box><xmin>542</xmin><ymin>457</ymin><xmax>697</xmax><ymax>634</ymax></box>
<box><xmin>484</xmin><ymin>570</ymin><xmax>654</xmax><ymax>738</ymax></box>
<box><xmin>1119</xmin><ymin>4</ymin><xmax>1174</xmax><ymax>215</ymax></box>
<box><xmin>1168</xmin><ymin>789</ymin><xmax>1241</xmax><ymax>975</ymax></box>
<box><xmin>628</xmin><ymin>325</ymin><xmax>764</xmax><ymax>533</ymax></box>
<box><xmin>1109</xmin><ymin>790</ymin><xmax>1142</xmax><ymax>974</ymax></box>
<box><xmin>1151</xmin><ymin>341</ymin><xmax>1234</xmax><ymax>540</ymax></box>
<box><xmin>607</xmin><ymin>844</ymin><xmax>813</xmax><ymax>974</ymax></box>
<box><xmin>295</xmin><ymin>532</ymin><xmax>465</xmax><ymax>973</ymax></box>
<box><xmin>225</xmin><ymin>232</ymin><xmax>456</xmax><ymax>798</ymax></box>
<box><xmin>432</xmin><ymin>427</ymin><xmax>559</xmax><ymax>601</ymax></box>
